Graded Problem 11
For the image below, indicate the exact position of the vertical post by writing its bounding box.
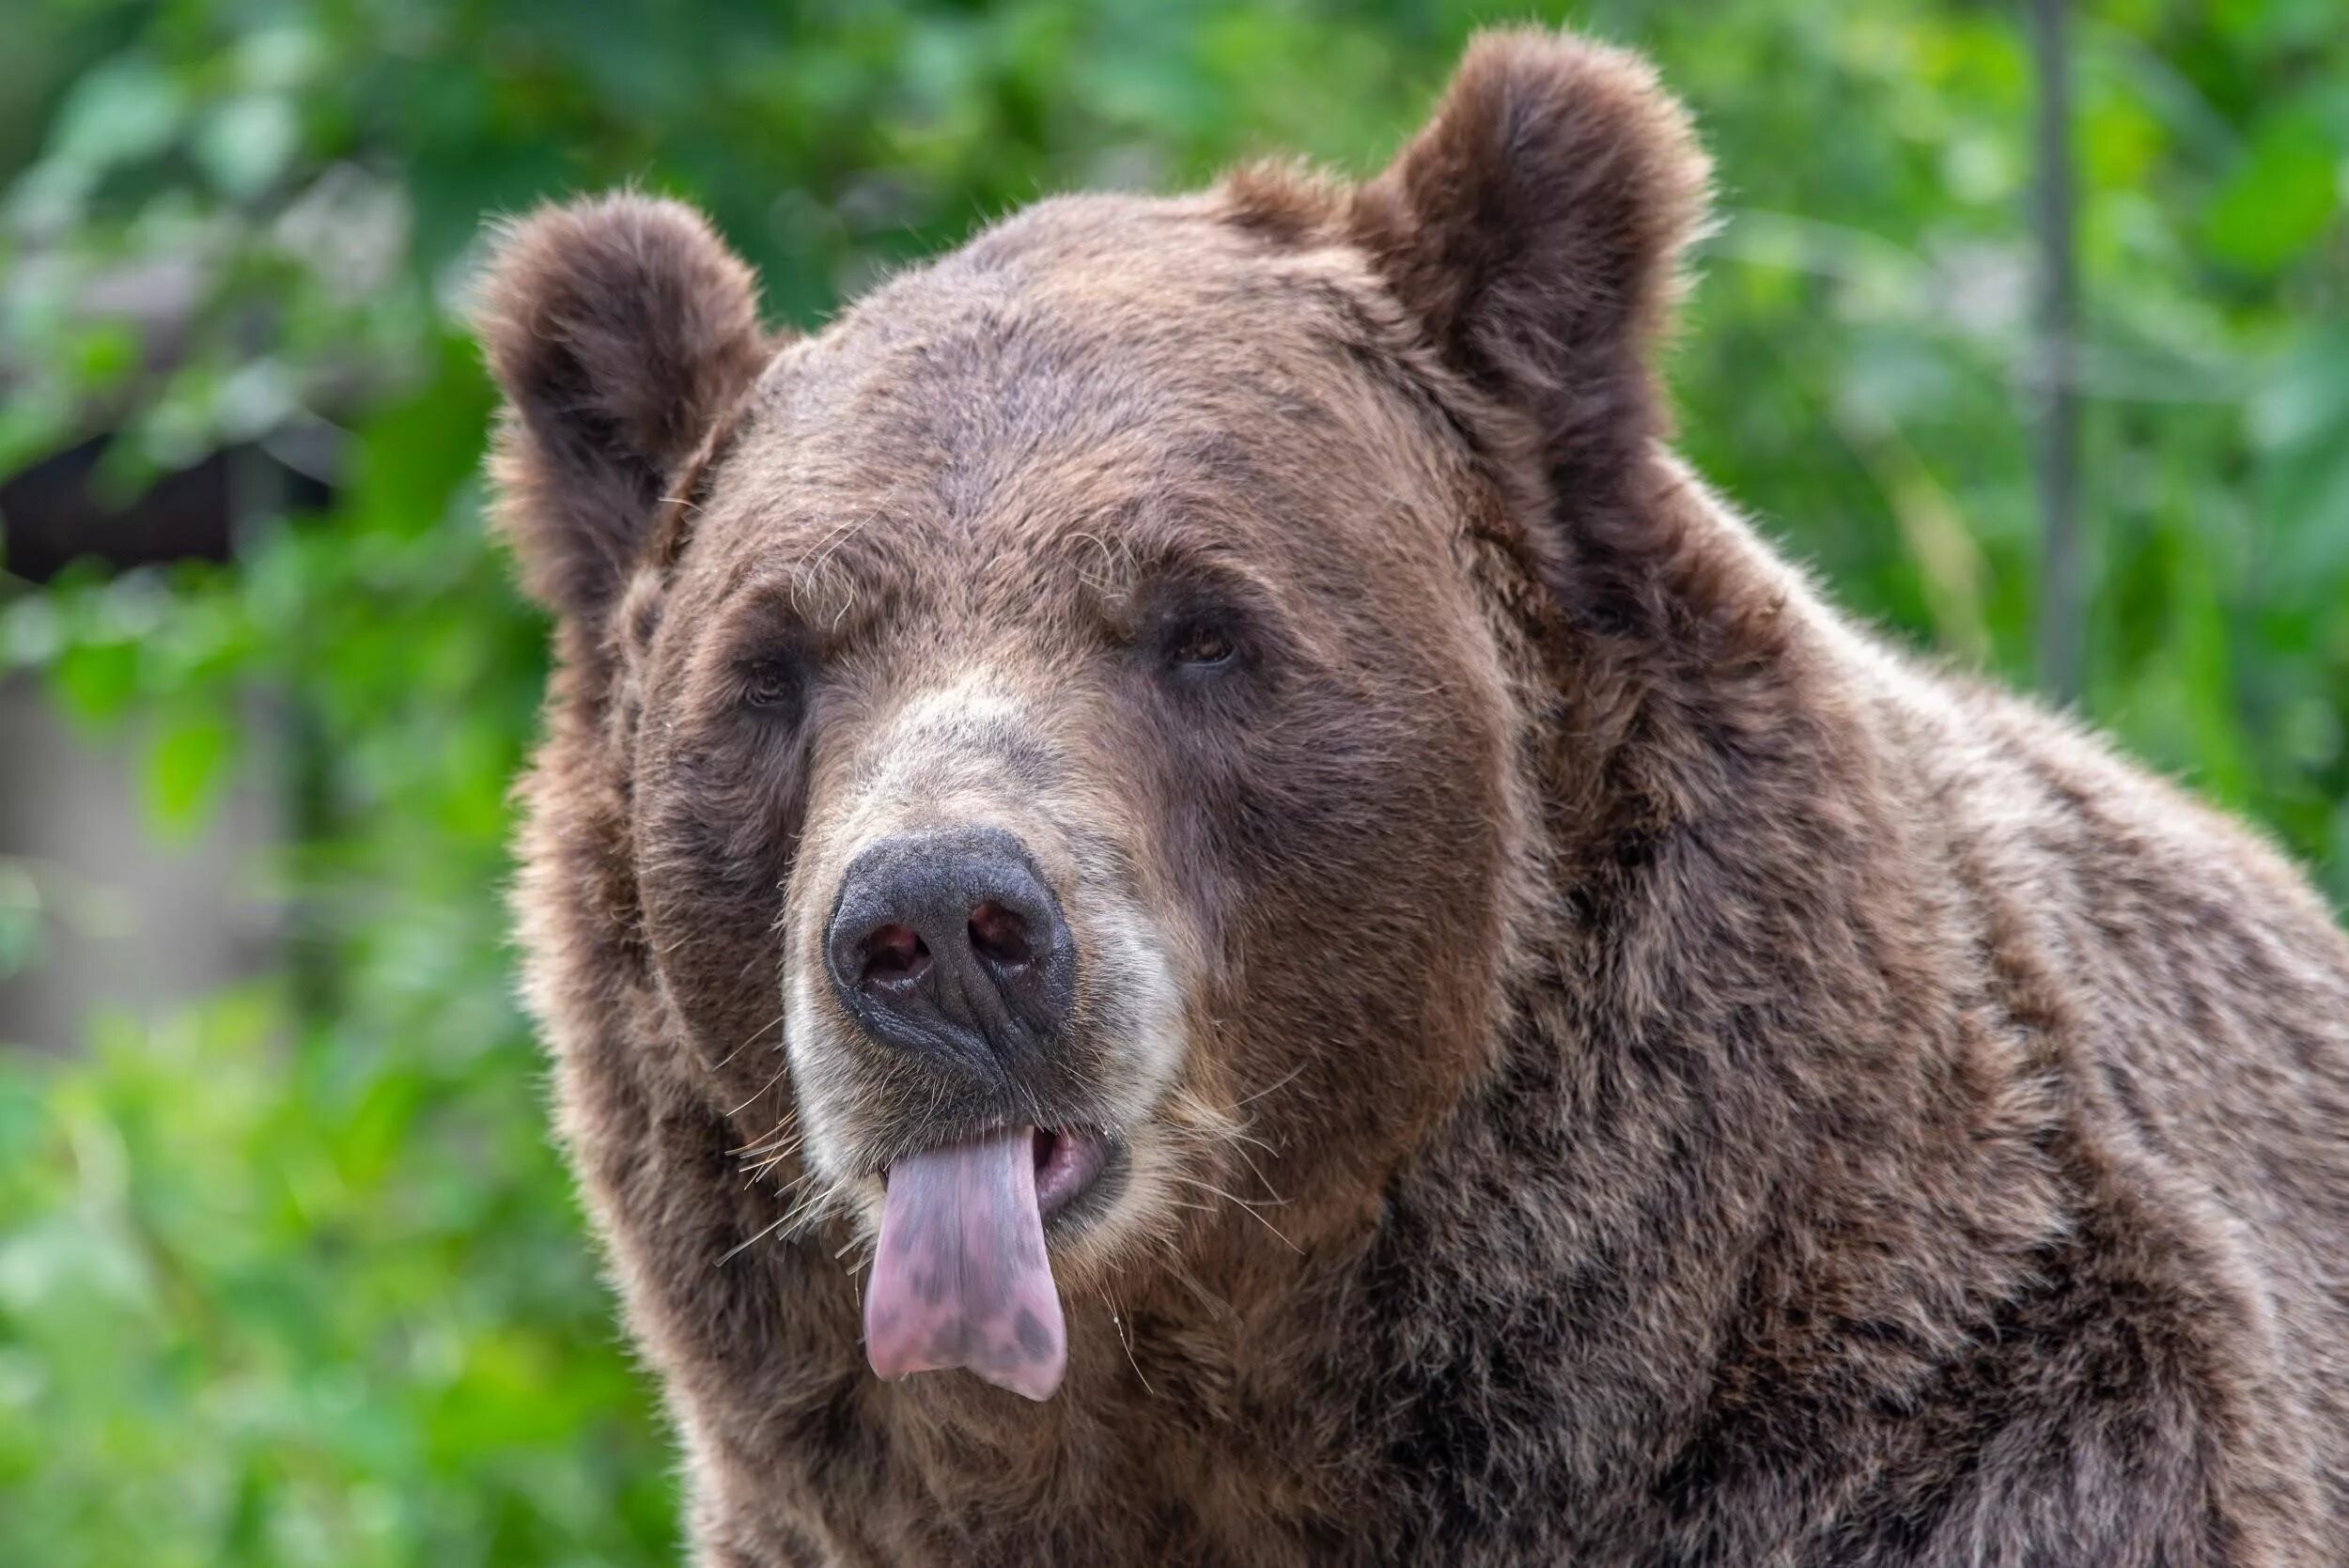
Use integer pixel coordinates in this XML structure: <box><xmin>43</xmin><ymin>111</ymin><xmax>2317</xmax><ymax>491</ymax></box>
<box><xmin>2030</xmin><ymin>0</ymin><xmax>2083</xmax><ymax>703</ymax></box>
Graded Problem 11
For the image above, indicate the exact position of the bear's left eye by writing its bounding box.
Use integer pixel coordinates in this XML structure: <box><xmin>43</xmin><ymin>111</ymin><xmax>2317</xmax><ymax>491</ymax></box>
<box><xmin>1164</xmin><ymin>618</ymin><xmax>1238</xmax><ymax>671</ymax></box>
<box><xmin>737</xmin><ymin>656</ymin><xmax>805</xmax><ymax>717</ymax></box>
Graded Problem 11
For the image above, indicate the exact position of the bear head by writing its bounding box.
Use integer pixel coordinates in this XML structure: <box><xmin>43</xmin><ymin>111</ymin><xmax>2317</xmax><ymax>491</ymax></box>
<box><xmin>479</xmin><ymin>29</ymin><xmax>1712</xmax><ymax>1401</ymax></box>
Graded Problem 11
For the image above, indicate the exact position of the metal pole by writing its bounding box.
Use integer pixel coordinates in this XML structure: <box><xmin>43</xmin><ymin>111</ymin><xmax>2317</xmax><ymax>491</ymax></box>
<box><xmin>2030</xmin><ymin>0</ymin><xmax>2083</xmax><ymax>703</ymax></box>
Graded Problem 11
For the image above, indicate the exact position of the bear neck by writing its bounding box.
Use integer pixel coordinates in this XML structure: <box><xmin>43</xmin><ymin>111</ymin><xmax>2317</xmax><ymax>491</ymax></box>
<box><xmin>1304</xmin><ymin>456</ymin><xmax>2072</xmax><ymax>1544</ymax></box>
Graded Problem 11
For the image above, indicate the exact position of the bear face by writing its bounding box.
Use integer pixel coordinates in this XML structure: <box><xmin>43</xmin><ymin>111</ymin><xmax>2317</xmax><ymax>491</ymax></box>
<box><xmin>626</xmin><ymin>202</ymin><xmax>1532</xmax><ymax>1388</ymax></box>
<box><xmin>478</xmin><ymin>32</ymin><xmax>1705</xmax><ymax>1405</ymax></box>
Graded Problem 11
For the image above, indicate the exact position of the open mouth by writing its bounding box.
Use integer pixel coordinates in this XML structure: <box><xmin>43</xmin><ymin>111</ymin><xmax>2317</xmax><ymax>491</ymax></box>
<box><xmin>863</xmin><ymin>1123</ymin><xmax>1123</xmax><ymax>1402</ymax></box>
<box><xmin>874</xmin><ymin>1123</ymin><xmax>1118</xmax><ymax>1228</ymax></box>
<box><xmin>1031</xmin><ymin>1125</ymin><xmax>1112</xmax><ymax>1225</ymax></box>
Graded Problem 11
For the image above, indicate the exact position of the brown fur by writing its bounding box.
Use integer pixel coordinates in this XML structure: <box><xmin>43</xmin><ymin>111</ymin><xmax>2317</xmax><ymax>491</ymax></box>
<box><xmin>477</xmin><ymin>29</ymin><xmax>2349</xmax><ymax>1565</ymax></box>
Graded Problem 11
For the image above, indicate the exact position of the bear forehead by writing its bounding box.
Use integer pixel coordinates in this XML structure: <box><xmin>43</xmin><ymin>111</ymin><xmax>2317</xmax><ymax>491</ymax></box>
<box><xmin>682</xmin><ymin>192</ymin><xmax>1459</xmax><ymax>591</ymax></box>
<box><xmin>785</xmin><ymin>191</ymin><xmax>1379</xmax><ymax>406</ymax></box>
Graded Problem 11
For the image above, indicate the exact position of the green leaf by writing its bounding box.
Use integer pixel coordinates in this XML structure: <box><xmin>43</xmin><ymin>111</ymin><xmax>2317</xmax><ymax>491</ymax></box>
<box><xmin>48</xmin><ymin>641</ymin><xmax>140</xmax><ymax>723</ymax></box>
<box><xmin>44</xmin><ymin>54</ymin><xmax>184</xmax><ymax>173</ymax></box>
<box><xmin>194</xmin><ymin>95</ymin><xmax>301</xmax><ymax>200</ymax></box>
<box><xmin>141</xmin><ymin>709</ymin><xmax>237</xmax><ymax>839</ymax></box>
<box><xmin>2202</xmin><ymin>117</ymin><xmax>2341</xmax><ymax>274</ymax></box>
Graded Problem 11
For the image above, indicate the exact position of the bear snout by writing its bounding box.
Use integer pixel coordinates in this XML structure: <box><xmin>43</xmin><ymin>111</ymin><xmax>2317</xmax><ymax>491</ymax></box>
<box><xmin>822</xmin><ymin>825</ymin><xmax>1078</xmax><ymax>1082</ymax></box>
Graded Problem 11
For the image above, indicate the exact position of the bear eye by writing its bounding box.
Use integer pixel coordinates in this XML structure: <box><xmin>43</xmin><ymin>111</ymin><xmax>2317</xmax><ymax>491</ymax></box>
<box><xmin>1163</xmin><ymin>618</ymin><xmax>1238</xmax><ymax>672</ymax></box>
<box><xmin>737</xmin><ymin>655</ymin><xmax>805</xmax><ymax>716</ymax></box>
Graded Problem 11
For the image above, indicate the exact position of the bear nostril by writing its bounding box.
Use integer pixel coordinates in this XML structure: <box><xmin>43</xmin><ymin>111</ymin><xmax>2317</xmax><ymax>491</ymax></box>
<box><xmin>860</xmin><ymin>923</ymin><xmax>931</xmax><ymax>989</ymax></box>
<box><xmin>967</xmin><ymin>901</ymin><xmax>1034</xmax><ymax>970</ymax></box>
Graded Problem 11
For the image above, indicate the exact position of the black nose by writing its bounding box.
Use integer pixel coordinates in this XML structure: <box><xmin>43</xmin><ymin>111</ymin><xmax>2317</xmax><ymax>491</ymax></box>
<box><xmin>824</xmin><ymin>827</ymin><xmax>1076</xmax><ymax>1075</ymax></box>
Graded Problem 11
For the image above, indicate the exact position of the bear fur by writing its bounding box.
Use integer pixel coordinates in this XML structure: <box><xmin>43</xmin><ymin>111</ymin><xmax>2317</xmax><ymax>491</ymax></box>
<box><xmin>477</xmin><ymin>28</ymin><xmax>2349</xmax><ymax>1566</ymax></box>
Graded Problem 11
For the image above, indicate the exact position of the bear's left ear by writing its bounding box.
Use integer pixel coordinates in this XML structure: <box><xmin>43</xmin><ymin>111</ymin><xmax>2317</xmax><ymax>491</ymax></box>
<box><xmin>475</xmin><ymin>194</ymin><xmax>771</xmax><ymax>623</ymax></box>
<box><xmin>1348</xmin><ymin>29</ymin><xmax>1709</xmax><ymax>517</ymax></box>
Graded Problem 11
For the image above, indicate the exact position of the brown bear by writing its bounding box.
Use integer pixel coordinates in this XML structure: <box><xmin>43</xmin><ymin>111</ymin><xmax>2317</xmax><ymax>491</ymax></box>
<box><xmin>476</xmin><ymin>27</ymin><xmax>2349</xmax><ymax>1567</ymax></box>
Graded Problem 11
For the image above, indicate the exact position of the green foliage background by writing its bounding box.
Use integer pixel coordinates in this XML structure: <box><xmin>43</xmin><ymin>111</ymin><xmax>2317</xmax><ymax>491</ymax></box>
<box><xmin>0</xmin><ymin>1</ymin><xmax>2342</xmax><ymax>1561</ymax></box>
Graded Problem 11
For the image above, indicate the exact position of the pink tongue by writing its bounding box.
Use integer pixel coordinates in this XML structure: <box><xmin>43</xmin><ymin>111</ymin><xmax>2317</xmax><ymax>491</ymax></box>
<box><xmin>863</xmin><ymin>1126</ymin><xmax>1066</xmax><ymax>1401</ymax></box>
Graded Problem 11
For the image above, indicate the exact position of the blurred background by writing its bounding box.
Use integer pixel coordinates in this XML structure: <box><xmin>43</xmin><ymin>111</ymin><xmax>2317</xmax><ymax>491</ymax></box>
<box><xmin>0</xmin><ymin>0</ymin><xmax>2342</xmax><ymax>1561</ymax></box>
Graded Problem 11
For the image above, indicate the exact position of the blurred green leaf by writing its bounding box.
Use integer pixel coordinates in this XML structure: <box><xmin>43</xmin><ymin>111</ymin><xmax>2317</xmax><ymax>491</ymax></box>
<box><xmin>194</xmin><ymin>95</ymin><xmax>301</xmax><ymax>199</ymax></box>
<box><xmin>2202</xmin><ymin>114</ymin><xmax>2341</xmax><ymax>273</ymax></box>
<box><xmin>141</xmin><ymin>707</ymin><xmax>237</xmax><ymax>837</ymax></box>
<box><xmin>49</xmin><ymin>637</ymin><xmax>139</xmax><ymax>722</ymax></box>
<box><xmin>46</xmin><ymin>54</ymin><xmax>183</xmax><ymax>175</ymax></box>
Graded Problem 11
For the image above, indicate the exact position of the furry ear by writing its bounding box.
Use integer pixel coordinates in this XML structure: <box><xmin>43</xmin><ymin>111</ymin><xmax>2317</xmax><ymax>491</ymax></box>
<box><xmin>1348</xmin><ymin>29</ymin><xmax>1710</xmax><ymax>516</ymax></box>
<box><xmin>476</xmin><ymin>194</ymin><xmax>770</xmax><ymax>620</ymax></box>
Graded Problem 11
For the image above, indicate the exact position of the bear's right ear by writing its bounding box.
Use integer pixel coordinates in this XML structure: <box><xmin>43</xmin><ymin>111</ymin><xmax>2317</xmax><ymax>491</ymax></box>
<box><xmin>1347</xmin><ymin>30</ymin><xmax>1709</xmax><ymax>541</ymax></box>
<box><xmin>475</xmin><ymin>194</ymin><xmax>770</xmax><ymax>621</ymax></box>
